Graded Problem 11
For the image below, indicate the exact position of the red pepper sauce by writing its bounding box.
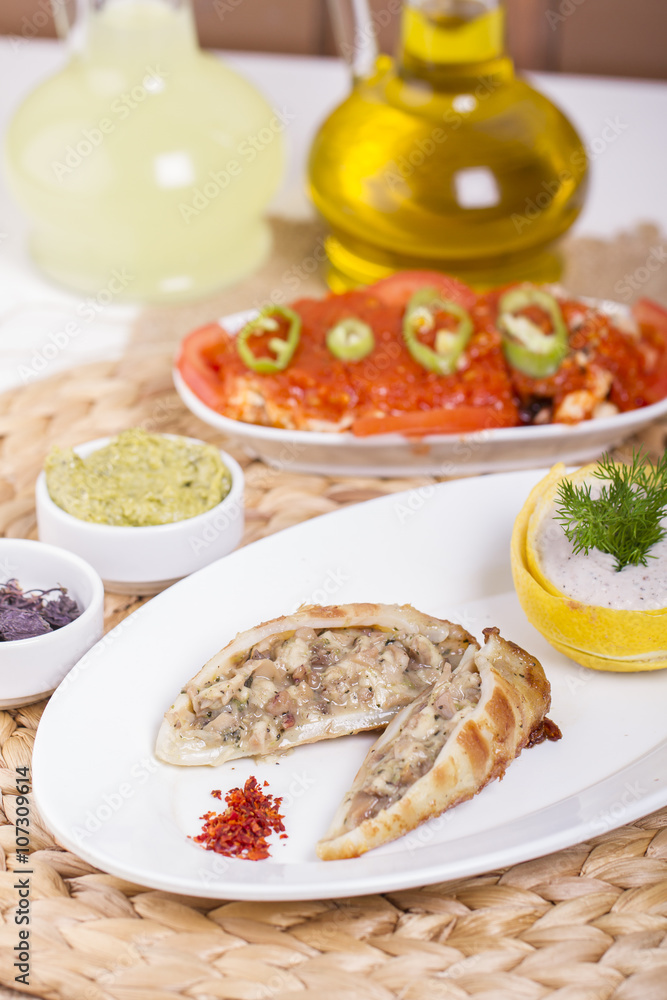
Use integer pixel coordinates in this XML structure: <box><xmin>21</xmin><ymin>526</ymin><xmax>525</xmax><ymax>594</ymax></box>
<box><xmin>192</xmin><ymin>776</ymin><xmax>287</xmax><ymax>861</ymax></box>
<box><xmin>180</xmin><ymin>285</ymin><xmax>666</xmax><ymax>430</ymax></box>
<box><xmin>193</xmin><ymin>289</ymin><xmax>519</xmax><ymax>427</ymax></box>
<box><xmin>478</xmin><ymin>290</ymin><xmax>660</xmax><ymax>421</ymax></box>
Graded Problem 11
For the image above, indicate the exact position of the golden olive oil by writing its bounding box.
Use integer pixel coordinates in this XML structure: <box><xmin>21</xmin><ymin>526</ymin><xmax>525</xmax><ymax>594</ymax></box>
<box><xmin>309</xmin><ymin>0</ymin><xmax>588</xmax><ymax>290</ymax></box>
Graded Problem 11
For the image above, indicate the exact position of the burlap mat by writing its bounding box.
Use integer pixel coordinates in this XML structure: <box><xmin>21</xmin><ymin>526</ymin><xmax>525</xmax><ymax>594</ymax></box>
<box><xmin>1</xmin><ymin>219</ymin><xmax>667</xmax><ymax>1000</ymax></box>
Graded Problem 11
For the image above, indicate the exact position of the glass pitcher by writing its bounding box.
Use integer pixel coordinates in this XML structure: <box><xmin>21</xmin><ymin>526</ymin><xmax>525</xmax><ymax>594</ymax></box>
<box><xmin>4</xmin><ymin>0</ymin><xmax>284</xmax><ymax>302</ymax></box>
<box><xmin>309</xmin><ymin>0</ymin><xmax>588</xmax><ymax>290</ymax></box>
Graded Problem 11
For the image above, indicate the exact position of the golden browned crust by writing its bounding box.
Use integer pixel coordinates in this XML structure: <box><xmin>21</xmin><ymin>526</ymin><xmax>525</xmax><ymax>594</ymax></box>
<box><xmin>316</xmin><ymin>629</ymin><xmax>552</xmax><ymax>860</ymax></box>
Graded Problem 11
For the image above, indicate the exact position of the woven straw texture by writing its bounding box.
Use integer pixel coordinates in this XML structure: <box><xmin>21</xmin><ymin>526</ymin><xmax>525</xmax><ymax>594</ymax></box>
<box><xmin>1</xmin><ymin>220</ymin><xmax>667</xmax><ymax>1000</ymax></box>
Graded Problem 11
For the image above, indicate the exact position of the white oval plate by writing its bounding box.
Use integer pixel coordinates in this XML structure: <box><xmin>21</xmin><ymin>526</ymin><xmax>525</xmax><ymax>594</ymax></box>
<box><xmin>33</xmin><ymin>469</ymin><xmax>667</xmax><ymax>900</ymax></box>
<box><xmin>173</xmin><ymin>304</ymin><xmax>667</xmax><ymax>477</ymax></box>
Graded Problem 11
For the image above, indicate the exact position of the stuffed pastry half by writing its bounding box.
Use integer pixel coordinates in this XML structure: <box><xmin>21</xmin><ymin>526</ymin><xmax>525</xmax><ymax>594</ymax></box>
<box><xmin>155</xmin><ymin>603</ymin><xmax>477</xmax><ymax>766</ymax></box>
<box><xmin>316</xmin><ymin>627</ymin><xmax>552</xmax><ymax>860</ymax></box>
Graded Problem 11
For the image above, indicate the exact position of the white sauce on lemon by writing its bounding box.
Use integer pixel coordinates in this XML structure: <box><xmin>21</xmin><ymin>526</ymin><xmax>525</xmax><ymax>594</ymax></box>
<box><xmin>535</xmin><ymin>504</ymin><xmax>667</xmax><ymax>611</ymax></box>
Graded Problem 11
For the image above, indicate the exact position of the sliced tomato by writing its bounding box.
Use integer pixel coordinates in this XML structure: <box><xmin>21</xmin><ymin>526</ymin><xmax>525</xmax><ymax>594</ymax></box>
<box><xmin>633</xmin><ymin>297</ymin><xmax>667</xmax><ymax>339</ymax></box>
<box><xmin>176</xmin><ymin>323</ymin><xmax>227</xmax><ymax>411</ymax></box>
<box><xmin>351</xmin><ymin>405</ymin><xmax>516</xmax><ymax>438</ymax></box>
<box><xmin>631</xmin><ymin>298</ymin><xmax>667</xmax><ymax>404</ymax></box>
<box><xmin>369</xmin><ymin>271</ymin><xmax>477</xmax><ymax>311</ymax></box>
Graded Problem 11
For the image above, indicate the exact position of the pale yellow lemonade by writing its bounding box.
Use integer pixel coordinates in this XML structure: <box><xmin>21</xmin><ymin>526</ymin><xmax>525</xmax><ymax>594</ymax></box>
<box><xmin>5</xmin><ymin>0</ymin><xmax>285</xmax><ymax>301</ymax></box>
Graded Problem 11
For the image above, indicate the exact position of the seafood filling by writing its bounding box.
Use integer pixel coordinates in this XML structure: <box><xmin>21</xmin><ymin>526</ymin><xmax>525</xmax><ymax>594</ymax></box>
<box><xmin>340</xmin><ymin>649</ymin><xmax>483</xmax><ymax>831</ymax></box>
<box><xmin>187</xmin><ymin>625</ymin><xmax>472</xmax><ymax>757</ymax></box>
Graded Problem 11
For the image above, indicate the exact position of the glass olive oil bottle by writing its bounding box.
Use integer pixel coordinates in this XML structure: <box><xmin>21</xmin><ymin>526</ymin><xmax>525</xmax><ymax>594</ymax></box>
<box><xmin>309</xmin><ymin>0</ymin><xmax>588</xmax><ymax>290</ymax></box>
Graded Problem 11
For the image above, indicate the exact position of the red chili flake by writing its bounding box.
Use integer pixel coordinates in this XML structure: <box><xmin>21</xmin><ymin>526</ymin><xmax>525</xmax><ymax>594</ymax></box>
<box><xmin>192</xmin><ymin>776</ymin><xmax>286</xmax><ymax>860</ymax></box>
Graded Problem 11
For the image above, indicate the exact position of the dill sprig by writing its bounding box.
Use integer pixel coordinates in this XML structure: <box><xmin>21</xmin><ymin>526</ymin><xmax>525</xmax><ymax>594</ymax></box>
<box><xmin>554</xmin><ymin>450</ymin><xmax>667</xmax><ymax>572</ymax></box>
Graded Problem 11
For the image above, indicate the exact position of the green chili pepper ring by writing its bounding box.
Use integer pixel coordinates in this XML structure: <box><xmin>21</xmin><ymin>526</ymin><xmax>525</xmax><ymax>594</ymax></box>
<box><xmin>402</xmin><ymin>288</ymin><xmax>474</xmax><ymax>375</ymax></box>
<box><xmin>236</xmin><ymin>305</ymin><xmax>302</xmax><ymax>374</ymax></box>
<box><xmin>497</xmin><ymin>286</ymin><xmax>569</xmax><ymax>378</ymax></box>
<box><xmin>326</xmin><ymin>318</ymin><xmax>375</xmax><ymax>361</ymax></box>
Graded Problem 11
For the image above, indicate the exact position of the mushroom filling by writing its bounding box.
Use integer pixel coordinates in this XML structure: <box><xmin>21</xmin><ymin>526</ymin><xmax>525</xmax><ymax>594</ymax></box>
<box><xmin>187</xmin><ymin>625</ymin><xmax>473</xmax><ymax>756</ymax></box>
<box><xmin>341</xmin><ymin>655</ymin><xmax>483</xmax><ymax>830</ymax></box>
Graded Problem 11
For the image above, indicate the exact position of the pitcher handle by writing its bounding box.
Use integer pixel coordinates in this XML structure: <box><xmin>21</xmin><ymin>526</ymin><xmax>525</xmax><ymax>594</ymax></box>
<box><xmin>51</xmin><ymin>0</ymin><xmax>74</xmax><ymax>37</ymax></box>
<box><xmin>327</xmin><ymin>0</ymin><xmax>379</xmax><ymax>81</ymax></box>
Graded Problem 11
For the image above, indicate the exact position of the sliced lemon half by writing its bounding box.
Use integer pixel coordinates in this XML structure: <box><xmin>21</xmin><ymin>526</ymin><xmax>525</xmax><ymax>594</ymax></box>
<box><xmin>511</xmin><ymin>463</ymin><xmax>667</xmax><ymax>672</ymax></box>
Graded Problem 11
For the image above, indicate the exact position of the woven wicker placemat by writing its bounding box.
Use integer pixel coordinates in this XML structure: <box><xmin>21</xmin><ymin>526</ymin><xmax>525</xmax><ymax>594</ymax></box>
<box><xmin>1</xmin><ymin>220</ymin><xmax>667</xmax><ymax>1000</ymax></box>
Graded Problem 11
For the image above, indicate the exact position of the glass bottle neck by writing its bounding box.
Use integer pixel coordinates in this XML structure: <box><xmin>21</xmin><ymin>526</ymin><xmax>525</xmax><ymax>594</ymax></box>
<box><xmin>397</xmin><ymin>0</ymin><xmax>513</xmax><ymax>88</ymax></box>
<box><xmin>79</xmin><ymin>0</ymin><xmax>198</xmax><ymax>66</ymax></box>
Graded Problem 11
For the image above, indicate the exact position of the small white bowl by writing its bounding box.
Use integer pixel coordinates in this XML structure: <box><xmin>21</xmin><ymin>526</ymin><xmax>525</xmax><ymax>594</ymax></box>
<box><xmin>0</xmin><ymin>537</ymin><xmax>105</xmax><ymax>708</ymax></box>
<box><xmin>36</xmin><ymin>436</ymin><xmax>245</xmax><ymax>595</ymax></box>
